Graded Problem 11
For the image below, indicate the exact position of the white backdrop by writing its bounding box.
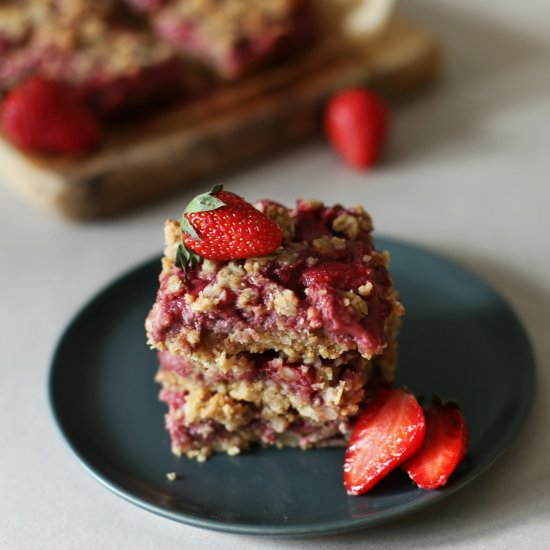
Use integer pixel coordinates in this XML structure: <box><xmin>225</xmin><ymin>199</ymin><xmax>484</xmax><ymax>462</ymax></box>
<box><xmin>1</xmin><ymin>0</ymin><xmax>549</xmax><ymax>548</ymax></box>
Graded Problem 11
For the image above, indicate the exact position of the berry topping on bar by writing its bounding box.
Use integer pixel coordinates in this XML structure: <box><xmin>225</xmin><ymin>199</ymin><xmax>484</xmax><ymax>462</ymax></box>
<box><xmin>178</xmin><ymin>184</ymin><xmax>284</xmax><ymax>269</ymax></box>
<box><xmin>403</xmin><ymin>398</ymin><xmax>469</xmax><ymax>490</ymax></box>
<box><xmin>344</xmin><ymin>388</ymin><xmax>426</xmax><ymax>495</ymax></box>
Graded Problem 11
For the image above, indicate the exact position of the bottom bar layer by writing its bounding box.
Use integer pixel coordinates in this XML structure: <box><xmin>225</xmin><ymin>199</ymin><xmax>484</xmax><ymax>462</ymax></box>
<box><xmin>158</xmin><ymin>375</ymin><xmax>355</xmax><ymax>461</ymax></box>
<box><xmin>156</xmin><ymin>351</ymin><xmax>394</xmax><ymax>461</ymax></box>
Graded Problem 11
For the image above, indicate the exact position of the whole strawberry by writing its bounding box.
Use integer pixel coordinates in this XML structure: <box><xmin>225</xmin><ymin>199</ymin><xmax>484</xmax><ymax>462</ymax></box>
<box><xmin>177</xmin><ymin>184</ymin><xmax>284</xmax><ymax>271</ymax></box>
<box><xmin>1</xmin><ymin>77</ymin><xmax>102</xmax><ymax>154</ymax></box>
<box><xmin>325</xmin><ymin>88</ymin><xmax>389</xmax><ymax>169</ymax></box>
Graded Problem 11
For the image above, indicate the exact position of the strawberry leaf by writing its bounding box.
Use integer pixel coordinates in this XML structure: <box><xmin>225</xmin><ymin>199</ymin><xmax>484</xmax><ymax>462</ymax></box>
<box><xmin>175</xmin><ymin>241</ymin><xmax>202</xmax><ymax>277</ymax></box>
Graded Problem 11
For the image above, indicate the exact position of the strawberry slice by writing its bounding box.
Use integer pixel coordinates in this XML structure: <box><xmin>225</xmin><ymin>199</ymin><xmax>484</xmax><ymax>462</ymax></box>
<box><xmin>403</xmin><ymin>398</ymin><xmax>469</xmax><ymax>490</ymax></box>
<box><xmin>344</xmin><ymin>388</ymin><xmax>426</xmax><ymax>496</ymax></box>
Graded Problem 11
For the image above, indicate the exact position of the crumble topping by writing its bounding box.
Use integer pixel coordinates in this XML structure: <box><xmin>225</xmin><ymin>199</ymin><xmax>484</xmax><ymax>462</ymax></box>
<box><xmin>236</xmin><ymin>287</ymin><xmax>259</xmax><ymax>308</ymax></box>
<box><xmin>312</xmin><ymin>236</ymin><xmax>347</xmax><ymax>254</ymax></box>
<box><xmin>332</xmin><ymin>210</ymin><xmax>373</xmax><ymax>239</ymax></box>
<box><xmin>182</xmin><ymin>384</ymin><xmax>253</xmax><ymax>430</ymax></box>
<box><xmin>185</xmin><ymin>291</ymin><xmax>219</xmax><ymax>312</ymax></box>
<box><xmin>256</xmin><ymin>201</ymin><xmax>296</xmax><ymax>240</ymax></box>
<box><xmin>298</xmin><ymin>199</ymin><xmax>323</xmax><ymax>210</ymax></box>
<box><xmin>167</xmin><ymin>275</ymin><xmax>182</xmax><ymax>293</ymax></box>
<box><xmin>358</xmin><ymin>282</ymin><xmax>373</xmax><ymax>296</ymax></box>
<box><xmin>272</xmin><ymin>289</ymin><xmax>299</xmax><ymax>317</ymax></box>
<box><xmin>156</xmin><ymin>0</ymin><xmax>298</xmax><ymax>54</ymax></box>
<box><xmin>342</xmin><ymin>291</ymin><xmax>369</xmax><ymax>317</ymax></box>
<box><xmin>185</xmin><ymin>329</ymin><xmax>200</xmax><ymax>345</ymax></box>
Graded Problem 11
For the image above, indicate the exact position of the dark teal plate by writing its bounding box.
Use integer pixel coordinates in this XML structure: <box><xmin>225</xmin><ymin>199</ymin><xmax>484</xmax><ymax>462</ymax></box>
<box><xmin>49</xmin><ymin>238</ymin><xmax>536</xmax><ymax>536</ymax></box>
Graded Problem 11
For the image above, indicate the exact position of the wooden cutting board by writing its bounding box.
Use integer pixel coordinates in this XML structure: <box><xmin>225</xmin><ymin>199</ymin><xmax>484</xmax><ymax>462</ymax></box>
<box><xmin>0</xmin><ymin>16</ymin><xmax>440</xmax><ymax>220</ymax></box>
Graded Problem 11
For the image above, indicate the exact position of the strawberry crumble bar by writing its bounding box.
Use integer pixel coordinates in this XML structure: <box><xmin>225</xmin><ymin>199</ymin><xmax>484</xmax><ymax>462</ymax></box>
<box><xmin>151</xmin><ymin>0</ymin><xmax>317</xmax><ymax>79</ymax></box>
<box><xmin>146</xmin><ymin>198</ymin><xmax>404</xmax><ymax>460</ymax></box>
<box><xmin>0</xmin><ymin>0</ymin><xmax>187</xmax><ymax>118</ymax></box>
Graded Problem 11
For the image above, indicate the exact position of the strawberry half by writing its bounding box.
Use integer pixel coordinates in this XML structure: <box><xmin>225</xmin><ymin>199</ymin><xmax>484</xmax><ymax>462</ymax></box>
<box><xmin>344</xmin><ymin>388</ymin><xmax>426</xmax><ymax>496</ymax></box>
<box><xmin>1</xmin><ymin>77</ymin><xmax>102</xmax><ymax>154</ymax></box>
<box><xmin>403</xmin><ymin>398</ymin><xmax>469</xmax><ymax>490</ymax></box>
<box><xmin>325</xmin><ymin>87</ymin><xmax>389</xmax><ymax>170</ymax></box>
<box><xmin>177</xmin><ymin>184</ymin><xmax>283</xmax><ymax>270</ymax></box>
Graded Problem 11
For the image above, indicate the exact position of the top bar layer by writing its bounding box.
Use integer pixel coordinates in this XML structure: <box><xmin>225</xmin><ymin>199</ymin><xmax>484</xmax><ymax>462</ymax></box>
<box><xmin>145</xmin><ymin>199</ymin><xmax>404</xmax><ymax>364</ymax></box>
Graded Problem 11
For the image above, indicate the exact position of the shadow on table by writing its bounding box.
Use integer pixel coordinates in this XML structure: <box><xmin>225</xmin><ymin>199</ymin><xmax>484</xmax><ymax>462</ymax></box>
<box><xmin>391</xmin><ymin>0</ymin><xmax>550</xmax><ymax>164</ymax></box>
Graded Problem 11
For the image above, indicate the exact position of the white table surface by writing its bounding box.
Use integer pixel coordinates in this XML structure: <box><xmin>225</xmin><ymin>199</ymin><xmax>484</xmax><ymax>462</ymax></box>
<box><xmin>1</xmin><ymin>1</ymin><xmax>549</xmax><ymax>548</ymax></box>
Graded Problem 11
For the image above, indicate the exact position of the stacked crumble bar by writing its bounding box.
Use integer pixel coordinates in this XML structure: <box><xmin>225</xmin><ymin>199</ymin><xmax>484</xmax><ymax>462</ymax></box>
<box><xmin>145</xmin><ymin>200</ymin><xmax>404</xmax><ymax>461</ymax></box>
